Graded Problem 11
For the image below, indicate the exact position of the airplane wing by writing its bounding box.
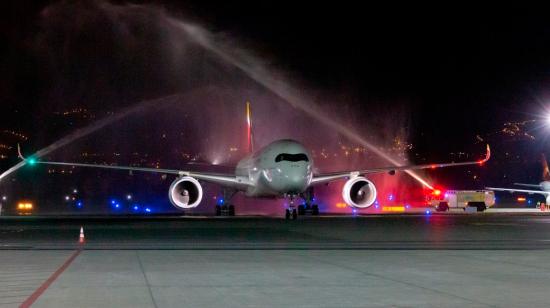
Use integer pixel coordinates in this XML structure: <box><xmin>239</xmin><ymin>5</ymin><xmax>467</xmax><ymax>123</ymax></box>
<box><xmin>485</xmin><ymin>187</ymin><xmax>550</xmax><ymax>197</ymax></box>
<box><xmin>311</xmin><ymin>144</ymin><xmax>490</xmax><ymax>185</ymax></box>
<box><xmin>17</xmin><ymin>146</ymin><xmax>251</xmax><ymax>189</ymax></box>
<box><xmin>513</xmin><ymin>183</ymin><xmax>542</xmax><ymax>188</ymax></box>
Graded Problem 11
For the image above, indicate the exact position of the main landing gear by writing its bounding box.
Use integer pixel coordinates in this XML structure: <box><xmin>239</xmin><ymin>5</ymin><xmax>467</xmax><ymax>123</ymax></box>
<box><xmin>297</xmin><ymin>188</ymin><xmax>319</xmax><ymax>216</ymax></box>
<box><xmin>297</xmin><ymin>203</ymin><xmax>319</xmax><ymax>216</ymax></box>
<box><xmin>215</xmin><ymin>189</ymin><xmax>237</xmax><ymax>217</ymax></box>
<box><xmin>215</xmin><ymin>204</ymin><xmax>235</xmax><ymax>216</ymax></box>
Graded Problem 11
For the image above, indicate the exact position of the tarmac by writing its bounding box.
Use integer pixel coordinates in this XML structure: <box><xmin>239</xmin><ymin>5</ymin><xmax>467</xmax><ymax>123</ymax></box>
<box><xmin>2</xmin><ymin>213</ymin><xmax>550</xmax><ymax>307</ymax></box>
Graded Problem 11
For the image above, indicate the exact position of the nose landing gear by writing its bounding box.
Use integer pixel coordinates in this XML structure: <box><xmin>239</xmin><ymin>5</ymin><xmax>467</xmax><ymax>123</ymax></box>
<box><xmin>285</xmin><ymin>208</ymin><xmax>298</xmax><ymax>220</ymax></box>
<box><xmin>285</xmin><ymin>188</ymin><xmax>320</xmax><ymax>220</ymax></box>
<box><xmin>215</xmin><ymin>189</ymin><xmax>237</xmax><ymax>217</ymax></box>
<box><xmin>285</xmin><ymin>196</ymin><xmax>298</xmax><ymax>220</ymax></box>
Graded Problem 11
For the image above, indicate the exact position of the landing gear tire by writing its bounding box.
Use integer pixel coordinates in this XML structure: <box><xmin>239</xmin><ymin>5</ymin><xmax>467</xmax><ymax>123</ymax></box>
<box><xmin>216</xmin><ymin>204</ymin><xmax>235</xmax><ymax>216</ymax></box>
<box><xmin>298</xmin><ymin>204</ymin><xmax>306</xmax><ymax>215</ymax></box>
<box><xmin>311</xmin><ymin>204</ymin><xmax>319</xmax><ymax>215</ymax></box>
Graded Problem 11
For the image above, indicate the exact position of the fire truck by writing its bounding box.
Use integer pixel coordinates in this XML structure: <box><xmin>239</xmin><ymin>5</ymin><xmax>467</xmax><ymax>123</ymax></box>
<box><xmin>428</xmin><ymin>190</ymin><xmax>495</xmax><ymax>212</ymax></box>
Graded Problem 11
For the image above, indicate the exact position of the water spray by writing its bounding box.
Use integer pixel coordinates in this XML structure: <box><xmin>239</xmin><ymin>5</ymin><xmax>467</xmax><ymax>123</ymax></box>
<box><xmin>0</xmin><ymin>94</ymin><xmax>181</xmax><ymax>182</ymax></box>
<box><xmin>1</xmin><ymin>2</ymin><xmax>433</xmax><ymax>190</ymax></box>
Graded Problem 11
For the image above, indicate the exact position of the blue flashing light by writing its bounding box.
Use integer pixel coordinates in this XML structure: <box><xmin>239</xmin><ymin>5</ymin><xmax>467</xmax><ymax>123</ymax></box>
<box><xmin>76</xmin><ymin>201</ymin><xmax>83</xmax><ymax>208</ymax></box>
<box><xmin>145</xmin><ymin>208</ymin><xmax>151</xmax><ymax>213</ymax></box>
<box><xmin>374</xmin><ymin>200</ymin><xmax>379</xmax><ymax>205</ymax></box>
<box><xmin>405</xmin><ymin>204</ymin><xmax>410</xmax><ymax>209</ymax></box>
<box><xmin>375</xmin><ymin>205</ymin><xmax>379</xmax><ymax>209</ymax></box>
<box><xmin>425</xmin><ymin>210</ymin><xmax>431</xmax><ymax>215</ymax></box>
<box><xmin>133</xmin><ymin>205</ymin><xmax>139</xmax><ymax>211</ymax></box>
<box><xmin>115</xmin><ymin>203</ymin><xmax>120</xmax><ymax>208</ymax></box>
<box><xmin>312</xmin><ymin>197</ymin><xmax>316</xmax><ymax>202</ymax></box>
<box><xmin>217</xmin><ymin>198</ymin><xmax>224</xmax><ymax>205</ymax></box>
<box><xmin>388</xmin><ymin>194</ymin><xmax>394</xmax><ymax>201</ymax></box>
<box><xmin>528</xmin><ymin>199</ymin><xmax>532</xmax><ymax>204</ymax></box>
<box><xmin>111</xmin><ymin>200</ymin><xmax>116</xmax><ymax>205</ymax></box>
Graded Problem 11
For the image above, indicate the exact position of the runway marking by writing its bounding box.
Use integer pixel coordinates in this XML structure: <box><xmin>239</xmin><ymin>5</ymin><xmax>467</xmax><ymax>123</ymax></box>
<box><xmin>19</xmin><ymin>249</ymin><xmax>82</xmax><ymax>308</ymax></box>
<box><xmin>136</xmin><ymin>251</ymin><xmax>159</xmax><ymax>308</ymax></box>
<box><xmin>304</xmin><ymin>253</ymin><xmax>497</xmax><ymax>307</ymax></box>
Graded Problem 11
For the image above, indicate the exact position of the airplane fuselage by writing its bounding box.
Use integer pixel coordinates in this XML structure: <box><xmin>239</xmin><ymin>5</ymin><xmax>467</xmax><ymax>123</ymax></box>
<box><xmin>235</xmin><ymin>139</ymin><xmax>313</xmax><ymax>197</ymax></box>
<box><xmin>540</xmin><ymin>181</ymin><xmax>550</xmax><ymax>191</ymax></box>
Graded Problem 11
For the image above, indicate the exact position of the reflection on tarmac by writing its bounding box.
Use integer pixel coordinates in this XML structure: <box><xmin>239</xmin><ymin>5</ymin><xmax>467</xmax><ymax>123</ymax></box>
<box><xmin>2</xmin><ymin>213</ymin><xmax>550</xmax><ymax>250</ymax></box>
<box><xmin>3</xmin><ymin>214</ymin><xmax>550</xmax><ymax>307</ymax></box>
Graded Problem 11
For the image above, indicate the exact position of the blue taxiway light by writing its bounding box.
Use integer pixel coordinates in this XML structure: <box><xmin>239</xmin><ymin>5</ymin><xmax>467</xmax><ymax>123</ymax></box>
<box><xmin>145</xmin><ymin>208</ymin><xmax>151</xmax><ymax>213</ymax></box>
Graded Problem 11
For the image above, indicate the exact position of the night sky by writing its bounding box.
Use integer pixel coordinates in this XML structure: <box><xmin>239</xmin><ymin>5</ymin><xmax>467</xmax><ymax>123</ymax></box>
<box><xmin>2</xmin><ymin>2</ymin><xmax>550</xmax><ymax>187</ymax></box>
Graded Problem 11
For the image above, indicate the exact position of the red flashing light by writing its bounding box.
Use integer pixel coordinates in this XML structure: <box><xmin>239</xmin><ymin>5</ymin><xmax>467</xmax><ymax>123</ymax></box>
<box><xmin>432</xmin><ymin>189</ymin><xmax>441</xmax><ymax>196</ymax></box>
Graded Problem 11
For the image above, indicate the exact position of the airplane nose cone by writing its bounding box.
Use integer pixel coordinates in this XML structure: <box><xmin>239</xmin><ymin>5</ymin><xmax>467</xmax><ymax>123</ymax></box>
<box><xmin>284</xmin><ymin>167</ymin><xmax>309</xmax><ymax>192</ymax></box>
<box><xmin>266</xmin><ymin>163</ymin><xmax>311</xmax><ymax>194</ymax></box>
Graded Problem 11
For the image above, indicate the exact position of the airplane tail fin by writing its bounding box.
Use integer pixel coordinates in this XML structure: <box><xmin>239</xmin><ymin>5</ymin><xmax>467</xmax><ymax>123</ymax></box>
<box><xmin>543</xmin><ymin>154</ymin><xmax>550</xmax><ymax>181</ymax></box>
<box><xmin>246</xmin><ymin>101</ymin><xmax>254</xmax><ymax>153</ymax></box>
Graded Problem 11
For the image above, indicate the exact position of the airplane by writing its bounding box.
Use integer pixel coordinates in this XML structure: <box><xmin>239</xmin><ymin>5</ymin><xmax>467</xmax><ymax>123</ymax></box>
<box><xmin>486</xmin><ymin>154</ymin><xmax>550</xmax><ymax>205</ymax></box>
<box><xmin>17</xmin><ymin>102</ymin><xmax>491</xmax><ymax>219</ymax></box>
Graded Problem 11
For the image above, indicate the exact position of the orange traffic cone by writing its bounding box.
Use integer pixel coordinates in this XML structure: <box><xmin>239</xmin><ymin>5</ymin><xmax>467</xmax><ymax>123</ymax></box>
<box><xmin>79</xmin><ymin>226</ymin><xmax>85</xmax><ymax>244</ymax></box>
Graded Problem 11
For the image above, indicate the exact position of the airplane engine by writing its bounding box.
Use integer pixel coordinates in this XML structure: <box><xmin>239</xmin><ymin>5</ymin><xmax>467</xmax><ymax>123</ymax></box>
<box><xmin>168</xmin><ymin>176</ymin><xmax>203</xmax><ymax>210</ymax></box>
<box><xmin>342</xmin><ymin>176</ymin><xmax>377</xmax><ymax>208</ymax></box>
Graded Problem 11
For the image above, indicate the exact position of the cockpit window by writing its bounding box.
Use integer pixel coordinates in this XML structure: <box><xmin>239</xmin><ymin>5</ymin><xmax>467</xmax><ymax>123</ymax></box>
<box><xmin>275</xmin><ymin>153</ymin><xmax>309</xmax><ymax>162</ymax></box>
